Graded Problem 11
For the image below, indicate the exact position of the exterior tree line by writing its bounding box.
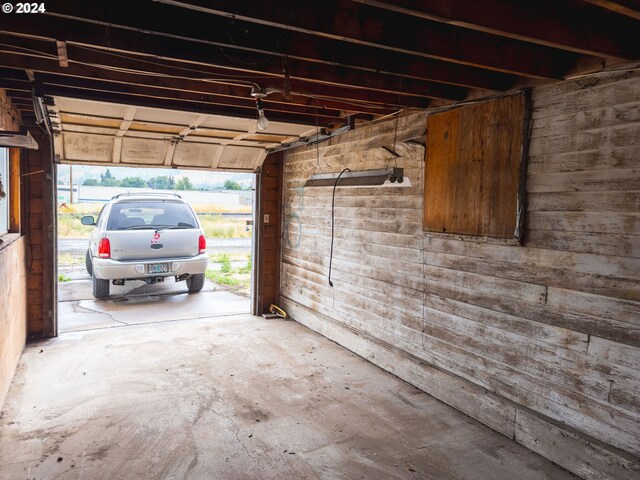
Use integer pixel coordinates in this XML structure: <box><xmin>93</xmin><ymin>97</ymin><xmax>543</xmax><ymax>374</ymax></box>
<box><xmin>81</xmin><ymin>170</ymin><xmax>247</xmax><ymax>191</ymax></box>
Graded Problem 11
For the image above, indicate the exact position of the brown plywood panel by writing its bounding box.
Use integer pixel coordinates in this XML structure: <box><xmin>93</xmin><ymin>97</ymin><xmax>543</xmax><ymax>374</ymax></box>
<box><xmin>424</xmin><ymin>94</ymin><xmax>524</xmax><ymax>238</ymax></box>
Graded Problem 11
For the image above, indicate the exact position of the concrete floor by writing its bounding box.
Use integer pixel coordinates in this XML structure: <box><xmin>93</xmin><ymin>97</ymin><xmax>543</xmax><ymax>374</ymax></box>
<box><xmin>57</xmin><ymin>276</ymin><xmax>249</xmax><ymax>333</ymax></box>
<box><xmin>0</xmin><ymin>298</ymin><xmax>575</xmax><ymax>479</ymax></box>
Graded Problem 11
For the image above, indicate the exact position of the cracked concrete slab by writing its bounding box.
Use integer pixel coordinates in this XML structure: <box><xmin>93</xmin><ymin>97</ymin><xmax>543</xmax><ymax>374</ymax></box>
<box><xmin>58</xmin><ymin>279</ymin><xmax>250</xmax><ymax>333</ymax></box>
<box><xmin>58</xmin><ymin>276</ymin><xmax>218</xmax><ymax>303</ymax></box>
<box><xmin>0</xmin><ymin>314</ymin><xmax>575</xmax><ymax>479</ymax></box>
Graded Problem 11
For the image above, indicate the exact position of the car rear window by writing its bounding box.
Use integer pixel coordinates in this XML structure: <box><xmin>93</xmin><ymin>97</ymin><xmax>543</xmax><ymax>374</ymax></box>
<box><xmin>107</xmin><ymin>201</ymin><xmax>198</xmax><ymax>230</ymax></box>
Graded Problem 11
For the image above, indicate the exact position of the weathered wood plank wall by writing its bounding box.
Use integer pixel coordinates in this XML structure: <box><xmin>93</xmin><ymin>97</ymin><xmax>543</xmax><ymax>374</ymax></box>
<box><xmin>280</xmin><ymin>70</ymin><xmax>640</xmax><ymax>479</ymax></box>
<box><xmin>23</xmin><ymin>132</ymin><xmax>50</xmax><ymax>337</ymax></box>
<box><xmin>0</xmin><ymin>89</ymin><xmax>27</xmax><ymax>411</ymax></box>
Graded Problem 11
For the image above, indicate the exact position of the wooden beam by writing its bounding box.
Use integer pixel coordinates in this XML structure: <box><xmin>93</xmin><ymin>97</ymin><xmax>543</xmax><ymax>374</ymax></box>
<box><xmin>350</xmin><ymin>0</ymin><xmax>639</xmax><ymax>60</ymax></box>
<box><xmin>0</xmin><ymin>76</ymin><xmax>345</xmax><ymax>127</ymax></box>
<box><xmin>148</xmin><ymin>0</ymin><xmax>586</xmax><ymax>78</ymax></box>
<box><xmin>581</xmin><ymin>0</ymin><xmax>640</xmax><ymax>20</ymax></box>
<box><xmin>55</xmin><ymin>40</ymin><xmax>68</xmax><ymax>67</ymax></box>
<box><xmin>9</xmin><ymin>148</ymin><xmax>20</xmax><ymax>233</ymax></box>
<box><xmin>0</xmin><ymin>47</ymin><xmax>404</xmax><ymax>116</ymax></box>
<box><xmin>0</xmin><ymin>52</ymin><xmax>361</xmax><ymax>118</ymax></box>
<box><xmin>0</xmin><ymin>34</ymin><xmax>443</xmax><ymax>110</ymax></box>
<box><xmin>0</xmin><ymin>68</ymin><xmax>346</xmax><ymax>126</ymax></box>
<box><xmin>0</xmin><ymin>2</ymin><xmax>514</xmax><ymax>92</ymax></box>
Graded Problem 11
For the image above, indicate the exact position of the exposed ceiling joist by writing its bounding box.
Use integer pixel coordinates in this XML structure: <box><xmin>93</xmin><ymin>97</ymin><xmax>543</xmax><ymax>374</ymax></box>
<box><xmin>0</xmin><ymin>0</ymin><xmax>636</xmax><ymax>133</ymax></box>
<box><xmin>55</xmin><ymin>40</ymin><xmax>69</xmax><ymax>67</ymax></box>
<box><xmin>0</xmin><ymin>12</ymin><xmax>474</xmax><ymax>101</ymax></box>
<box><xmin>580</xmin><ymin>0</ymin><xmax>640</xmax><ymax>20</ymax></box>
<box><xmin>0</xmin><ymin>41</ymin><xmax>402</xmax><ymax>116</ymax></box>
<box><xmin>0</xmin><ymin>74</ymin><xmax>347</xmax><ymax>127</ymax></box>
<box><xmin>28</xmin><ymin>1</ymin><xmax>523</xmax><ymax>91</ymax></box>
<box><xmin>149</xmin><ymin>0</ymin><xmax>592</xmax><ymax>79</ymax></box>
<box><xmin>349</xmin><ymin>0</ymin><xmax>639</xmax><ymax>60</ymax></box>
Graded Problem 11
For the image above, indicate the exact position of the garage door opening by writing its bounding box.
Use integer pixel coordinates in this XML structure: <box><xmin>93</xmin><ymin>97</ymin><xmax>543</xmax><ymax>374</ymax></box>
<box><xmin>55</xmin><ymin>164</ymin><xmax>254</xmax><ymax>334</ymax></box>
<box><xmin>43</xmin><ymin>95</ymin><xmax>309</xmax><ymax>336</ymax></box>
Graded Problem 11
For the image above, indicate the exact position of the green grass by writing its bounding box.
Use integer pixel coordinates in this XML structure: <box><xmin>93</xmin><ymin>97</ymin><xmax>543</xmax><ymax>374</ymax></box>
<box><xmin>58</xmin><ymin>252</ymin><xmax>84</xmax><ymax>266</ymax></box>
<box><xmin>205</xmin><ymin>270</ymin><xmax>242</xmax><ymax>287</ymax></box>
<box><xmin>58</xmin><ymin>273</ymin><xmax>72</xmax><ymax>282</ymax></box>
<box><xmin>57</xmin><ymin>213</ymin><xmax>98</xmax><ymax>238</ymax></box>
<box><xmin>239</xmin><ymin>258</ymin><xmax>252</xmax><ymax>274</ymax></box>
<box><xmin>206</xmin><ymin>253</ymin><xmax>252</xmax><ymax>296</ymax></box>
<box><xmin>199</xmin><ymin>215</ymin><xmax>252</xmax><ymax>239</ymax></box>
<box><xmin>57</xmin><ymin>211</ymin><xmax>252</xmax><ymax>239</ymax></box>
<box><xmin>220</xmin><ymin>254</ymin><xmax>232</xmax><ymax>273</ymax></box>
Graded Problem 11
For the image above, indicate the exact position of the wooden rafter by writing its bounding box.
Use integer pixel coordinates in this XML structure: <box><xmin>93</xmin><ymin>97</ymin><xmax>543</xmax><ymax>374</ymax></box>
<box><xmin>0</xmin><ymin>12</ymin><xmax>475</xmax><ymax>100</ymax></box>
<box><xmin>0</xmin><ymin>39</ymin><xmax>422</xmax><ymax>113</ymax></box>
<box><xmin>147</xmin><ymin>0</ymin><xmax>590</xmax><ymax>78</ymax></box>
<box><xmin>580</xmin><ymin>0</ymin><xmax>640</xmax><ymax>20</ymax></box>
<box><xmin>0</xmin><ymin>0</ymin><xmax>635</xmax><ymax>125</ymax></box>
<box><xmin>349</xmin><ymin>0</ymin><xmax>639</xmax><ymax>60</ymax></box>
<box><xmin>0</xmin><ymin>71</ymin><xmax>348</xmax><ymax>127</ymax></box>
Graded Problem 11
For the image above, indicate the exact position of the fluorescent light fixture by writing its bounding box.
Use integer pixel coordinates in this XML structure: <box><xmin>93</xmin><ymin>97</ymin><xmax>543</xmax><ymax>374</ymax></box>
<box><xmin>304</xmin><ymin>167</ymin><xmax>410</xmax><ymax>188</ymax></box>
<box><xmin>0</xmin><ymin>130</ymin><xmax>39</xmax><ymax>149</ymax></box>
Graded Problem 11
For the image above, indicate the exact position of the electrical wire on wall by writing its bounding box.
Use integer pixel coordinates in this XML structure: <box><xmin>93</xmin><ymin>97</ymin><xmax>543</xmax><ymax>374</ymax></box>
<box><xmin>328</xmin><ymin>167</ymin><xmax>350</xmax><ymax>287</ymax></box>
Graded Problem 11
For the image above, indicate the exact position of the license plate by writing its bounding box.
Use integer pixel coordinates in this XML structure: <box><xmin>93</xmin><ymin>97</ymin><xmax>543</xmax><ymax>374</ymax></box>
<box><xmin>147</xmin><ymin>263</ymin><xmax>169</xmax><ymax>274</ymax></box>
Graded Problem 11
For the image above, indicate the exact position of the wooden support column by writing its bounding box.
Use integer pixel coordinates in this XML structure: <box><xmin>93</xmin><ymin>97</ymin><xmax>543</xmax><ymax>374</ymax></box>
<box><xmin>25</xmin><ymin>130</ymin><xmax>56</xmax><ymax>338</ymax></box>
<box><xmin>255</xmin><ymin>151</ymin><xmax>282</xmax><ymax>314</ymax></box>
<box><xmin>9</xmin><ymin>148</ymin><xmax>20</xmax><ymax>232</ymax></box>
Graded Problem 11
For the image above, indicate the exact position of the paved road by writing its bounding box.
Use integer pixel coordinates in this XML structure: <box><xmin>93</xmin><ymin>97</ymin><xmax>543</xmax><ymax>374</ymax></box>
<box><xmin>58</xmin><ymin>237</ymin><xmax>251</xmax><ymax>254</ymax></box>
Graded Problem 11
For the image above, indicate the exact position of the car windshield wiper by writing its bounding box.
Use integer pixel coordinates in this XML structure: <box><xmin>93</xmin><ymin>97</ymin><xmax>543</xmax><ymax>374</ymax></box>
<box><xmin>155</xmin><ymin>223</ymin><xmax>196</xmax><ymax>231</ymax></box>
<box><xmin>119</xmin><ymin>225</ymin><xmax>157</xmax><ymax>230</ymax></box>
<box><xmin>118</xmin><ymin>223</ymin><xmax>195</xmax><ymax>231</ymax></box>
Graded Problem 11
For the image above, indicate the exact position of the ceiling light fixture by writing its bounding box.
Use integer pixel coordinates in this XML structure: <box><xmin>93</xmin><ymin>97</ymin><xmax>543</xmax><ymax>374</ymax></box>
<box><xmin>304</xmin><ymin>167</ymin><xmax>410</xmax><ymax>188</ymax></box>
<box><xmin>251</xmin><ymin>85</ymin><xmax>269</xmax><ymax>131</ymax></box>
<box><xmin>0</xmin><ymin>130</ymin><xmax>39</xmax><ymax>149</ymax></box>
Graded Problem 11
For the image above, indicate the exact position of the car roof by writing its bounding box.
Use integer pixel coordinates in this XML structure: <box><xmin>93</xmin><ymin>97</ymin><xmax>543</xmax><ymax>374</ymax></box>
<box><xmin>110</xmin><ymin>193</ymin><xmax>185</xmax><ymax>204</ymax></box>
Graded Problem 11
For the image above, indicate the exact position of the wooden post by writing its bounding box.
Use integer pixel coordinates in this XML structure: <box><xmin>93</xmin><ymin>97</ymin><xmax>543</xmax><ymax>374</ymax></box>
<box><xmin>69</xmin><ymin>164</ymin><xmax>73</xmax><ymax>203</ymax></box>
<box><xmin>255</xmin><ymin>151</ymin><xmax>283</xmax><ymax>314</ymax></box>
<box><xmin>9</xmin><ymin>148</ymin><xmax>20</xmax><ymax>232</ymax></box>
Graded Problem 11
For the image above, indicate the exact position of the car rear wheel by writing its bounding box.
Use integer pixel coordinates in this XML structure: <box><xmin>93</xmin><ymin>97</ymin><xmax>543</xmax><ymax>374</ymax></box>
<box><xmin>92</xmin><ymin>275</ymin><xmax>110</xmax><ymax>299</ymax></box>
<box><xmin>85</xmin><ymin>250</ymin><xmax>93</xmax><ymax>276</ymax></box>
<box><xmin>186</xmin><ymin>273</ymin><xmax>205</xmax><ymax>293</ymax></box>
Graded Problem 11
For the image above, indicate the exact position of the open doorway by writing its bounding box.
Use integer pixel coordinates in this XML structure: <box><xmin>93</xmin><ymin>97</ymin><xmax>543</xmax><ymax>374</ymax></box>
<box><xmin>55</xmin><ymin>164</ymin><xmax>255</xmax><ymax>334</ymax></box>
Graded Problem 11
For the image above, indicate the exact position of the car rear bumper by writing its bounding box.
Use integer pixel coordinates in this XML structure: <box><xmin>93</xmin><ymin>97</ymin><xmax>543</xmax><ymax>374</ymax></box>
<box><xmin>92</xmin><ymin>254</ymin><xmax>209</xmax><ymax>280</ymax></box>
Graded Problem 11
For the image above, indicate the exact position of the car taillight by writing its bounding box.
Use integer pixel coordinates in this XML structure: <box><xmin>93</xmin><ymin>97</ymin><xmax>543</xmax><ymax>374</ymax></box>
<box><xmin>198</xmin><ymin>235</ymin><xmax>206</xmax><ymax>254</ymax></box>
<box><xmin>98</xmin><ymin>238</ymin><xmax>111</xmax><ymax>258</ymax></box>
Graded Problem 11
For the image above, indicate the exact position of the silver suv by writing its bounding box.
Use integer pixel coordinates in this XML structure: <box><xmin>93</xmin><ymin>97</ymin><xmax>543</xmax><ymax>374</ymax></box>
<box><xmin>81</xmin><ymin>193</ymin><xmax>209</xmax><ymax>299</ymax></box>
